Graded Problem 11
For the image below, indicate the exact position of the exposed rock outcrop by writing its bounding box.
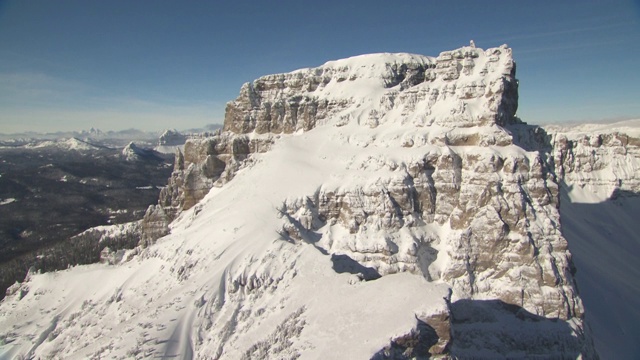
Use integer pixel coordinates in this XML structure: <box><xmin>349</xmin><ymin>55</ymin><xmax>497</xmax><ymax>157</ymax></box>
<box><xmin>132</xmin><ymin>44</ymin><xmax>602</xmax><ymax>357</ymax></box>
<box><xmin>141</xmin><ymin>132</ymin><xmax>274</xmax><ymax>244</ymax></box>
<box><xmin>223</xmin><ymin>46</ymin><xmax>518</xmax><ymax>135</ymax></box>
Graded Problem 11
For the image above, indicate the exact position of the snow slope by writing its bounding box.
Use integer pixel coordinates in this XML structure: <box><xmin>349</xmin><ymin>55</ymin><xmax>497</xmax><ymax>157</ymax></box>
<box><xmin>0</xmin><ymin>198</ymin><xmax>16</xmax><ymax>206</ymax></box>
<box><xmin>0</xmin><ymin>123</ymin><xmax>451</xmax><ymax>359</ymax></box>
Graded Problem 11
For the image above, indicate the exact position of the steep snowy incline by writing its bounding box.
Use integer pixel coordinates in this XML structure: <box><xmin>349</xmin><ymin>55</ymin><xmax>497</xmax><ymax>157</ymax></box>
<box><xmin>0</xmin><ymin>45</ymin><xmax>596</xmax><ymax>359</ymax></box>
<box><xmin>0</xmin><ymin>122</ymin><xmax>452</xmax><ymax>359</ymax></box>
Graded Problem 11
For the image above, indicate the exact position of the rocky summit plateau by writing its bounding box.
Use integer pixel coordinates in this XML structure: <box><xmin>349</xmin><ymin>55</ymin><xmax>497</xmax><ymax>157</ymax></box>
<box><xmin>1</xmin><ymin>44</ymin><xmax>639</xmax><ymax>359</ymax></box>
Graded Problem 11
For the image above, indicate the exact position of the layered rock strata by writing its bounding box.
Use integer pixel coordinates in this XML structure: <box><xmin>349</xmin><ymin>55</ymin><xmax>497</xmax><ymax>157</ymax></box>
<box><xmin>141</xmin><ymin>132</ymin><xmax>274</xmax><ymax>244</ymax></box>
<box><xmin>143</xmin><ymin>45</ymin><xmax>521</xmax><ymax>244</ymax></box>
<box><xmin>136</xmin><ymin>45</ymin><xmax>597</xmax><ymax>357</ymax></box>
<box><xmin>224</xmin><ymin>47</ymin><xmax>519</xmax><ymax>134</ymax></box>
<box><xmin>552</xmin><ymin>129</ymin><xmax>640</xmax><ymax>193</ymax></box>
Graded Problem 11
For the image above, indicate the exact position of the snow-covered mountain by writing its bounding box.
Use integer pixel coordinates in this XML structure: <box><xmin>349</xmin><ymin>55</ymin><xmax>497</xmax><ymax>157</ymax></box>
<box><xmin>158</xmin><ymin>129</ymin><xmax>187</xmax><ymax>147</ymax></box>
<box><xmin>121</xmin><ymin>142</ymin><xmax>164</xmax><ymax>162</ymax></box>
<box><xmin>24</xmin><ymin>137</ymin><xmax>107</xmax><ymax>151</ymax></box>
<box><xmin>155</xmin><ymin>129</ymin><xmax>188</xmax><ymax>155</ymax></box>
<box><xmin>0</xmin><ymin>128</ymin><xmax>158</xmax><ymax>148</ymax></box>
<box><xmin>1</xmin><ymin>44</ymin><xmax>637</xmax><ymax>359</ymax></box>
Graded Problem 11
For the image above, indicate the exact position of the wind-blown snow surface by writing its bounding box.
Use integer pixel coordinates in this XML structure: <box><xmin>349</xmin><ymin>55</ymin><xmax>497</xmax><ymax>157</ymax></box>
<box><xmin>0</xmin><ymin>46</ymin><xmax>593</xmax><ymax>359</ymax></box>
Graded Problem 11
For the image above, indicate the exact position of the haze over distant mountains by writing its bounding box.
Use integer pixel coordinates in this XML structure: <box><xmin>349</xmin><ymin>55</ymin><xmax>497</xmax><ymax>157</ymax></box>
<box><xmin>0</xmin><ymin>124</ymin><xmax>222</xmax><ymax>144</ymax></box>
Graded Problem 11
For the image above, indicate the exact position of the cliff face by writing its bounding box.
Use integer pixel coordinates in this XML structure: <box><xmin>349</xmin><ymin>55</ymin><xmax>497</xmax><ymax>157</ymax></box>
<box><xmin>508</xmin><ymin>122</ymin><xmax>640</xmax><ymax>206</ymax></box>
<box><xmin>142</xmin><ymin>45</ymin><xmax>520</xmax><ymax>243</ymax></box>
<box><xmin>223</xmin><ymin>47</ymin><xmax>518</xmax><ymax>134</ymax></box>
<box><xmin>134</xmin><ymin>45</ymin><xmax>598</xmax><ymax>357</ymax></box>
<box><xmin>546</xmin><ymin>122</ymin><xmax>640</xmax><ymax>358</ymax></box>
<box><xmin>141</xmin><ymin>132</ymin><xmax>274</xmax><ymax>244</ymax></box>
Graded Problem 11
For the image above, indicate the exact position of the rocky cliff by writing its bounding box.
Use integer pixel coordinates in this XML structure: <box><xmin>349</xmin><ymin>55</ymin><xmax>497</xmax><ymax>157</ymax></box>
<box><xmin>509</xmin><ymin>120</ymin><xmax>640</xmax><ymax>358</ymax></box>
<box><xmin>551</xmin><ymin>126</ymin><xmax>640</xmax><ymax>194</ymax></box>
<box><xmin>141</xmin><ymin>132</ymin><xmax>274</xmax><ymax>244</ymax></box>
<box><xmin>142</xmin><ymin>45</ymin><xmax>520</xmax><ymax>243</ymax></box>
<box><xmin>224</xmin><ymin>46</ymin><xmax>518</xmax><ymax>134</ymax></box>
<box><xmin>131</xmin><ymin>44</ymin><xmax>600</xmax><ymax>358</ymax></box>
<box><xmin>548</xmin><ymin>122</ymin><xmax>640</xmax><ymax>358</ymax></box>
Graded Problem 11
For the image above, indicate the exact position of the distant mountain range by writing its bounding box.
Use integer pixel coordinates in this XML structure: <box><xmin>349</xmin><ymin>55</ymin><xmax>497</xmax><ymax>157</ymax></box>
<box><xmin>0</xmin><ymin>124</ymin><xmax>222</xmax><ymax>145</ymax></box>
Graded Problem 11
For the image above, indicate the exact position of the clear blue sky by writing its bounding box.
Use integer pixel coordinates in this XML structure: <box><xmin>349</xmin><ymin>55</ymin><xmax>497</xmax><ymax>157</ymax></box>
<box><xmin>0</xmin><ymin>0</ymin><xmax>638</xmax><ymax>133</ymax></box>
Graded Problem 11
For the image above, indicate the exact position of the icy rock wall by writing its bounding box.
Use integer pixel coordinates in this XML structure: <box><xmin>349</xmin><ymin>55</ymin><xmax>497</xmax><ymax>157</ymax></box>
<box><xmin>141</xmin><ymin>132</ymin><xmax>274</xmax><ymax>244</ymax></box>
<box><xmin>224</xmin><ymin>46</ymin><xmax>518</xmax><ymax>134</ymax></box>
<box><xmin>278</xmin><ymin>147</ymin><xmax>581</xmax><ymax>320</ymax></box>
<box><xmin>552</xmin><ymin>130</ymin><xmax>640</xmax><ymax>193</ymax></box>
<box><xmin>136</xmin><ymin>44</ymin><xmax>596</xmax><ymax>356</ymax></box>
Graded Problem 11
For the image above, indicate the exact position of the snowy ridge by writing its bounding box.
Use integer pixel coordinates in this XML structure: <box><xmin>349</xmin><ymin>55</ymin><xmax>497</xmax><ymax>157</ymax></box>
<box><xmin>0</xmin><ymin>45</ymin><xmax>598</xmax><ymax>359</ymax></box>
<box><xmin>26</xmin><ymin>137</ymin><xmax>106</xmax><ymax>151</ymax></box>
<box><xmin>544</xmin><ymin>118</ymin><xmax>640</xmax><ymax>137</ymax></box>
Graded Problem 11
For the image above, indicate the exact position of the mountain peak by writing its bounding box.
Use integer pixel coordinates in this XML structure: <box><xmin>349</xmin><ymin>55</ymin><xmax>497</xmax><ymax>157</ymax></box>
<box><xmin>122</xmin><ymin>141</ymin><xmax>161</xmax><ymax>161</ymax></box>
<box><xmin>224</xmin><ymin>45</ymin><xmax>518</xmax><ymax>135</ymax></box>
